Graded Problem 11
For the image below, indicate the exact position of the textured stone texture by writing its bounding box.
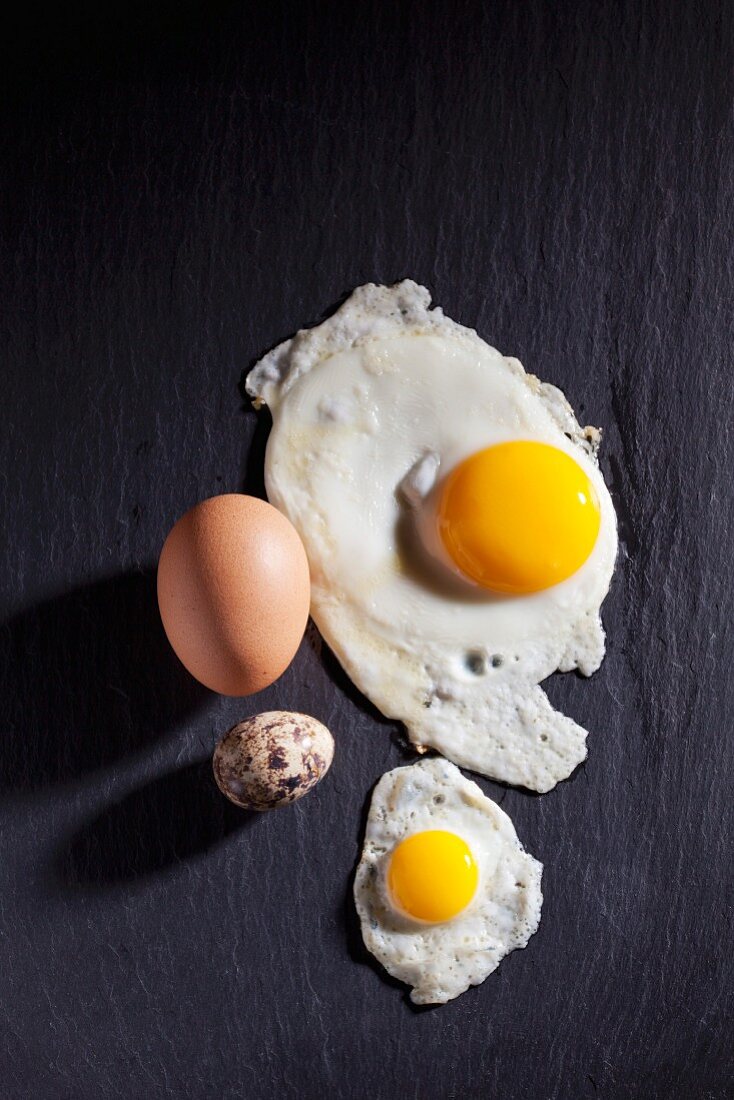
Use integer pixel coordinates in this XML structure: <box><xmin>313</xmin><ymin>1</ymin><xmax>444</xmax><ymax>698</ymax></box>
<box><xmin>1</xmin><ymin>1</ymin><xmax>732</xmax><ymax>1097</ymax></box>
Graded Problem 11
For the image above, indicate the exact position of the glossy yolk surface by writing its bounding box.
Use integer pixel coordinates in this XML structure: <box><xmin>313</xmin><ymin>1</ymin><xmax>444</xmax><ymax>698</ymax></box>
<box><xmin>387</xmin><ymin>829</ymin><xmax>478</xmax><ymax>923</ymax></box>
<box><xmin>437</xmin><ymin>441</ymin><xmax>601</xmax><ymax>594</ymax></box>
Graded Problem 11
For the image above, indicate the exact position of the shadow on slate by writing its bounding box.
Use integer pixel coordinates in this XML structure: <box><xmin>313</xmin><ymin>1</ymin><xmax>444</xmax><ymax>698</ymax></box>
<box><xmin>59</xmin><ymin>760</ymin><xmax>255</xmax><ymax>885</ymax></box>
<box><xmin>238</xmin><ymin>396</ymin><xmax>271</xmax><ymax>501</ymax></box>
<box><xmin>0</xmin><ymin>570</ymin><xmax>208</xmax><ymax>790</ymax></box>
<box><xmin>319</xmin><ymin>635</ymin><xmax>403</xmax><ymax>733</ymax></box>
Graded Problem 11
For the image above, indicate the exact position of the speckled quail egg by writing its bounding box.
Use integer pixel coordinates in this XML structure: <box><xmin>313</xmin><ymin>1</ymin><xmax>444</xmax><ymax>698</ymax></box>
<box><xmin>213</xmin><ymin>711</ymin><xmax>334</xmax><ymax>811</ymax></box>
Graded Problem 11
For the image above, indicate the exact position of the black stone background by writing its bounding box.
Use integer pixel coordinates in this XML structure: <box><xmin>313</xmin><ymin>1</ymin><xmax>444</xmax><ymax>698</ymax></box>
<box><xmin>2</xmin><ymin>2</ymin><xmax>733</xmax><ymax>1097</ymax></box>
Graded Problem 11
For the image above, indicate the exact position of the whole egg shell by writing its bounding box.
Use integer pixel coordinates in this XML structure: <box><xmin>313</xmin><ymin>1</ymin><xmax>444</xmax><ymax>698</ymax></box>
<box><xmin>157</xmin><ymin>494</ymin><xmax>310</xmax><ymax>695</ymax></box>
<box><xmin>213</xmin><ymin>711</ymin><xmax>334</xmax><ymax>811</ymax></box>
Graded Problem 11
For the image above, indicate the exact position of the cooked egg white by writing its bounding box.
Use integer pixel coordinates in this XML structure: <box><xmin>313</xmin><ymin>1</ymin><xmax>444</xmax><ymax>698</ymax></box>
<box><xmin>353</xmin><ymin>758</ymin><xmax>542</xmax><ymax>1005</ymax></box>
<box><xmin>246</xmin><ymin>281</ymin><xmax>617</xmax><ymax>792</ymax></box>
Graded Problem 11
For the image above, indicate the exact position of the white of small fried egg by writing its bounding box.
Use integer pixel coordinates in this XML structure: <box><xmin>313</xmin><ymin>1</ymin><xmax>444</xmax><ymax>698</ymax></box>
<box><xmin>353</xmin><ymin>758</ymin><xmax>542</xmax><ymax>1005</ymax></box>
<box><xmin>246</xmin><ymin>281</ymin><xmax>618</xmax><ymax>792</ymax></box>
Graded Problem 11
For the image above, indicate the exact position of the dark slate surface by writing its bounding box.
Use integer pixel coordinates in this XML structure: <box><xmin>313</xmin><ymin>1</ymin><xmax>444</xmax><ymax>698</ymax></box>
<box><xmin>2</xmin><ymin>2</ymin><xmax>733</xmax><ymax>1097</ymax></box>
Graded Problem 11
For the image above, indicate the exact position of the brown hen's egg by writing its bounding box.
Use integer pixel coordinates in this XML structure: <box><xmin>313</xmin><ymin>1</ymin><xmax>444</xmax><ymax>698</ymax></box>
<box><xmin>157</xmin><ymin>494</ymin><xmax>310</xmax><ymax>695</ymax></box>
<box><xmin>213</xmin><ymin>711</ymin><xmax>334</xmax><ymax>811</ymax></box>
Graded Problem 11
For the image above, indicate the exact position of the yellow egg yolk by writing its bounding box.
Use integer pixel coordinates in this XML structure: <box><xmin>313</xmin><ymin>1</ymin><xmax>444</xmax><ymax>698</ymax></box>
<box><xmin>387</xmin><ymin>830</ymin><xmax>478</xmax><ymax>923</ymax></box>
<box><xmin>437</xmin><ymin>441</ymin><xmax>601</xmax><ymax>594</ymax></box>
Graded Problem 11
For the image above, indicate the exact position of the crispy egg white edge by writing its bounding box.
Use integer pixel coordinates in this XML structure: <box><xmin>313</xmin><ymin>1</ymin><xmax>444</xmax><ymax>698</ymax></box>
<box><xmin>353</xmin><ymin>758</ymin><xmax>543</xmax><ymax>1005</ymax></box>
<box><xmin>246</xmin><ymin>281</ymin><xmax>618</xmax><ymax>793</ymax></box>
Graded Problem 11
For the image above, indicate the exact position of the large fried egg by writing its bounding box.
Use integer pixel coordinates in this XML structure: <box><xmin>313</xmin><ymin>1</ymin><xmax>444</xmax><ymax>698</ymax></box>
<box><xmin>353</xmin><ymin>758</ymin><xmax>542</xmax><ymax>1004</ymax></box>
<box><xmin>246</xmin><ymin>281</ymin><xmax>618</xmax><ymax>792</ymax></box>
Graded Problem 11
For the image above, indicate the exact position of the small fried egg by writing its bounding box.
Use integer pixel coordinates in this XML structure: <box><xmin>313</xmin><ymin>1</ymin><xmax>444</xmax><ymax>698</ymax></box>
<box><xmin>353</xmin><ymin>758</ymin><xmax>542</xmax><ymax>1005</ymax></box>
<box><xmin>246</xmin><ymin>281</ymin><xmax>618</xmax><ymax>792</ymax></box>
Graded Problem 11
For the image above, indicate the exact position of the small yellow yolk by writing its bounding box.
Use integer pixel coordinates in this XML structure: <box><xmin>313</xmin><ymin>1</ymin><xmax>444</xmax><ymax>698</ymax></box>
<box><xmin>437</xmin><ymin>441</ymin><xmax>601</xmax><ymax>594</ymax></box>
<box><xmin>387</xmin><ymin>830</ymin><xmax>478</xmax><ymax>923</ymax></box>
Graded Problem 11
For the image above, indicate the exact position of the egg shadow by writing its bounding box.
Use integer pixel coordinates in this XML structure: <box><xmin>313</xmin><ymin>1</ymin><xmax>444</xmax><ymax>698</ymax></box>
<box><xmin>319</xmin><ymin>638</ymin><xmax>401</xmax><ymax>732</ymax></box>
<box><xmin>394</xmin><ymin>508</ymin><xmax>511</xmax><ymax>606</ymax></box>
<box><xmin>58</xmin><ymin>759</ymin><xmax>256</xmax><ymax>886</ymax></box>
<box><xmin>0</xmin><ymin>569</ymin><xmax>209</xmax><ymax>790</ymax></box>
<box><xmin>238</xmin><ymin>390</ymin><xmax>271</xmax><ymax>501</ymax></box>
